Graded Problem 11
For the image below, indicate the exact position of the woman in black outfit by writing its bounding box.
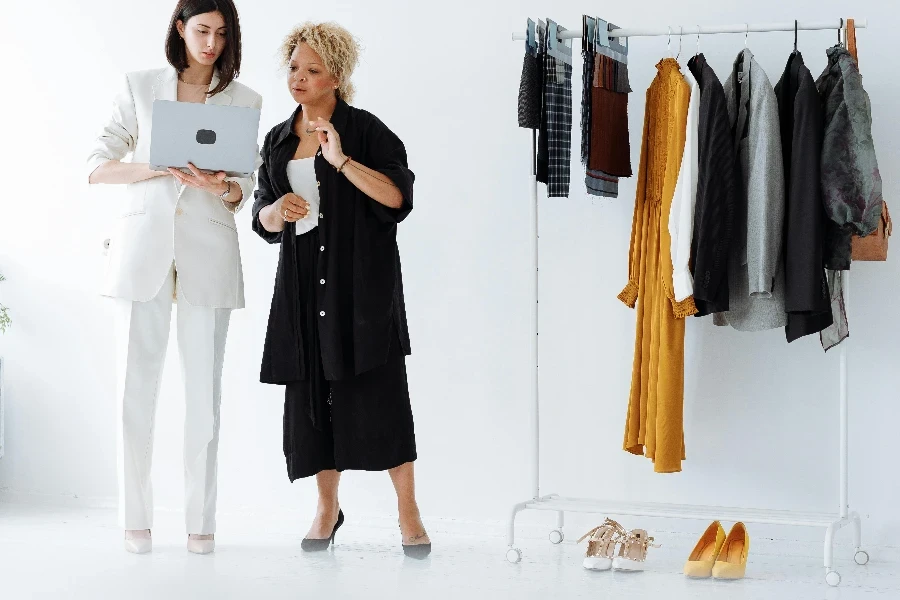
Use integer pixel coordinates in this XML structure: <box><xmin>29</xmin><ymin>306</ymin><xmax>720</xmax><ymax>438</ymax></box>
<box><xmin>251</xmin><ymin>22</ymin><xmax>430</xmax><ymax>558</ymax></box>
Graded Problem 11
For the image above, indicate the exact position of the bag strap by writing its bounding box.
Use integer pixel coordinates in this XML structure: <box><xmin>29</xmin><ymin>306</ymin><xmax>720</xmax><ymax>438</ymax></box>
<box><xmin>846</xmin><ymin>19</ymin><xmax>859</xmax><ymax>66</ymax></box>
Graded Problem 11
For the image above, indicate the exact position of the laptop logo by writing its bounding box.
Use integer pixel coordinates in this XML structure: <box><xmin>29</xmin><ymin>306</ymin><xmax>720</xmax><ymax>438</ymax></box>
<box><xmin>196</xmin><ymin>129</ymin><xmax>217</xmax><ymax>145</ymax></box>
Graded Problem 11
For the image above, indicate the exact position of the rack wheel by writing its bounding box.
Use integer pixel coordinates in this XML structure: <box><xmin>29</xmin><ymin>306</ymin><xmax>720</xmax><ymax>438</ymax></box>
<box><xmin>854</xmin><ymin>550</ymin><xmax>869</xmax><ymax>565</ymax></box>
<box><xmin>506</xmin><ymin>548</ymin><xmax>522</xmax><ymax>564</ymax></box>
<box><xmin>549</xmin><ymin>529</ymin><xmax>564</xmax><ymax>545</ymax></box>
<box><xmin>825</xmin><ymin>571</ymin><xmax>841</xmax><ymax>587</ymax></box>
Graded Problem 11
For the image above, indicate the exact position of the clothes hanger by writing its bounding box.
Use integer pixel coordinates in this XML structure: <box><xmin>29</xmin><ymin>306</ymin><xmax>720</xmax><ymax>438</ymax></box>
<box><xmin>695</xmin><ymin>26</ymin><xmax>701</xmax><ymax>58</ymax></box>
<box><xmin>668</xmin><ymin>26</ymin><xmax>672</xmax><ymax>57</ymax></box>
<box><xmin>794</xmin><ymin>19</ymin><xmax>798</xmax><ymax>54</ymax></box>
<box><xmin>838</xmin><ymin>18</ymin><xmax>844</xmax><ymax>47</ymax></box>
<box><xmin>745</xmin><ymin>23</ymin><xmax>749</xmax><ymax>48</ymax></box>
<box><xmin>526</xmin><ymin>18</ymin><xmax>537</xmax><ymax>56</ymax></box>
<box><xmin>676</xmin><ymin>26</ymin><xmax>683</xmax><ymax>61</ymax></box>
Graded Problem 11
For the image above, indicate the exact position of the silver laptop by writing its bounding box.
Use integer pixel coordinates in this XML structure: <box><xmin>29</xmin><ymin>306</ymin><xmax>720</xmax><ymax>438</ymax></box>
<box><xmin>149</xmin><ymin>100</ymin><xmax>261</xmax><ymax>177</ymax></box>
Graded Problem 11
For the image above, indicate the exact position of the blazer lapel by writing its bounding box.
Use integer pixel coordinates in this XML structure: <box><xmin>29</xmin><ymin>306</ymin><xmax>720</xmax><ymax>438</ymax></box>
<box><xmin>153</xmin><ymin>66</ymin><xmax>178</xmax><ymax>102</ymax></box>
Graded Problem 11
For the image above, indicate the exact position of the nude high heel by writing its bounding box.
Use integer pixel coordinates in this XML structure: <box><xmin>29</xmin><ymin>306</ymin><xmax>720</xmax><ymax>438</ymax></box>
<box><xmin>124</xmin><ymin>530</ymin><xmax>152</xmax><ymax>554</ymax></box>
<box><xmin>578</xmin><ymin>519</ymin><xmax>626</xmax><ymax>571</ymax></box>
<box><xmin>612</xmin><ymin>528</ymin><xmax>658</xmax><ymax>572</ymax></box>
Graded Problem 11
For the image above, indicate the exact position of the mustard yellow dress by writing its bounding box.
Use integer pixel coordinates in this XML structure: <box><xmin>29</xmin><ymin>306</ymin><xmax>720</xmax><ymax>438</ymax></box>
<box><xmin>618</xmin><ymin>59</ymin><xmax>696</xmax><ymax>474</ymax></box>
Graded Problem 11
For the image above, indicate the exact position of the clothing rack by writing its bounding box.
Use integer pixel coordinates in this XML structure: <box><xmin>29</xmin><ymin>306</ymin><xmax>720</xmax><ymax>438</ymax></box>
<box><xmin>511</xmin><ymin>19</ymin><xmax>868</xmax><ymax>41</ymax></box>
<box><xmin>506</xmin><ymin>18</ymin><xmax>869</xmax><ymax>588</ymax></box>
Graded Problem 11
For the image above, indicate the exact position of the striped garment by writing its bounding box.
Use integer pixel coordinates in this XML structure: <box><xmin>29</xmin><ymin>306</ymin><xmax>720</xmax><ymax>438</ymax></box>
<box><xmin>586</xmin><ymin>168</ymin><xmax>619</xmax><ymax>198</ymax></box>
<box><xmin>580</xmin><ymin>49</ymin><xmax>594</xmax><ymax>165</ymax></box>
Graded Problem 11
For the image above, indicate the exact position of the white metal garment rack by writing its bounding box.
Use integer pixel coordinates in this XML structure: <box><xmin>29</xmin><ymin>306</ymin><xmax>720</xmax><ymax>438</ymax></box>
<box><xmin>507</xmin><ymin>18</ymin><xmax>869</xmax><ymax>587</ymax></box>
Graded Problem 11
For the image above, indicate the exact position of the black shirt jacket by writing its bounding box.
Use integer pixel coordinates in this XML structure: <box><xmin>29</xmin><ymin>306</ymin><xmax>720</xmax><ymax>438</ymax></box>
<box><xmin>252</xmin><ymin>99</ymin><xmax>413</xmax><ymax>384</ymax></box>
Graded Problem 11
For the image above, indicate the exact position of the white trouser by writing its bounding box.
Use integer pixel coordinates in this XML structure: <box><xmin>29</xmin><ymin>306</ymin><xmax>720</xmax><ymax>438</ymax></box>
<box><xmin>113</xmin><ymin>263</ymin><xmax>231</xmax><ymax>534</ymax></box>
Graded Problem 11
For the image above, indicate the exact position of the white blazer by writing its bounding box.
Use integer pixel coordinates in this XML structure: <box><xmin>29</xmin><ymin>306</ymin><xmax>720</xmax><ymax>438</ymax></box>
<box><xmin>87</xmin><ymin>66</ymin><xmax>263</xmax><ymax>308</ymax></box>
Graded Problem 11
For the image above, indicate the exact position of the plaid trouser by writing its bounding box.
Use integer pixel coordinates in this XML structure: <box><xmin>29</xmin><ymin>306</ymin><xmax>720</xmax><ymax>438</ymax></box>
<box><xmin>543</xmin><ymin>55</ymin><xmax>572</xmax><ymax>198</ymax></box>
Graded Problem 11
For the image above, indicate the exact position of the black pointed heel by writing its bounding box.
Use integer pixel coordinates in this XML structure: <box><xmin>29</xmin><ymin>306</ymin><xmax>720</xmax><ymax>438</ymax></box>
<box><xmin>301</xmin><ymin>509</ymin><xmax>344</xmax><ymax>552</ymax></box>
<box><xmin>402</xmin><ymin>541</ymin><xmax>432</xmax><ymax>559</ymax></box>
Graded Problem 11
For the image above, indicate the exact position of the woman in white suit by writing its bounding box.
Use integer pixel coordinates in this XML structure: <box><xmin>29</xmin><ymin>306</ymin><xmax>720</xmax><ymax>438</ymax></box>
<box><xmin>87</xmin><ymin>0</ymin><xmax>261</xmax><ymax>555</ymax></box>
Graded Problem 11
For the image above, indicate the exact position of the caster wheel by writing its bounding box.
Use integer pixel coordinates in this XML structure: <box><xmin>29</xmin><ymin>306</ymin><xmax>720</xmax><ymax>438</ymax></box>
<box><xmin>549</xmin><ymin>529</ymin><xmax>564</xmax><ymax>545</ymax></box>
<box><xmin>826</xmin><ymin>571</ymin><xmax>841</xmax><ymax>587</ymax></box>
<box><xmin>506</xmin><ymin>548</ymin><xmax>522</xmax><ymax>564</ymax></box>
<box><xmin>854</xmin><ymin>550</ymin><xmax>869</xmax><ymax>565</ymax></box>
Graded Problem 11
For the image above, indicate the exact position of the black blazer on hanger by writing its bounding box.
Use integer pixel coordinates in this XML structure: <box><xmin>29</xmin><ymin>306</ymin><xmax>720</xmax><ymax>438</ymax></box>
<box><xmin>687</xmin><ymin>53</ymin><xmax>737</xmax><ymax>317</ymax></box>
<box><xmin>774</xmin><ymin>51</ymin><xmax>833</xmax><ymax>342</ymax></box>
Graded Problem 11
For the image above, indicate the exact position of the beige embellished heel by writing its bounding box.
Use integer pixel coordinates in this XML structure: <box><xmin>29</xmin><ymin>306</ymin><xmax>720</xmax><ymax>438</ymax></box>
<box><xmin>578</xmin><ymin>518</ymin><xmax>626</xmax><ymax>571</ymax></box>
<box><xmin>612</xmin><ymin>529</ymin><xmax>658</xmax><ymax>572</ymax></box>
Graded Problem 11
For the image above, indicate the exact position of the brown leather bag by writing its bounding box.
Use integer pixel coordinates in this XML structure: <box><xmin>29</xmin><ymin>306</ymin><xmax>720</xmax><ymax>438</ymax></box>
<box><xmin>845</xmin><ymin>19</ymin><xmax>891</xmax><ymax>261</ymax></box>
<box><xmin>852</xmin><ymin>201</ymin><xmax>892</xmax><ymax>261</ymax></box>
<box><xmin>846</xmin><ymin>18</ymin><xmax>858</xmax><ymax>68</ymax></box>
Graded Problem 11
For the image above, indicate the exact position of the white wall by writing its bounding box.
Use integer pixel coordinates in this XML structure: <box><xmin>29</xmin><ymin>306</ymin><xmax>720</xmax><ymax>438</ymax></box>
<box><xmin>0</xmin><ymin>0</ymin><xmax>898</xmax><ymax>546</ymax></box>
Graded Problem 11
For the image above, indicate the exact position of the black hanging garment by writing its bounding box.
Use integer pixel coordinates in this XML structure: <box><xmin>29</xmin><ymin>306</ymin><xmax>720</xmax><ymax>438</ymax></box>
<box><xmin>517</xmin><ymin>30</ymin><xmax>542</xmax><ymax>129</ymax></box>
<box><xmin>686</xmin><ymin>53</ymin><xmax>737</xmax><ymax>317</ymax></box>
<box><xmin>580</xmin><ymin>16</ymin><xmax>595</xmax><ymax>166</ymax></box>
<box><xmin>774</xmin><ymin>51</ymin><xmax>833</xmax><ymax>342</ymax></box>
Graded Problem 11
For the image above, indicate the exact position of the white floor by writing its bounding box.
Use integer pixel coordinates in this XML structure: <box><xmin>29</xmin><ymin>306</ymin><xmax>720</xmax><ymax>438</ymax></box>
<box><xmin>1</xmin><ymin>503</ymin><xmax>898</xmax><ymax>600</ymax></box>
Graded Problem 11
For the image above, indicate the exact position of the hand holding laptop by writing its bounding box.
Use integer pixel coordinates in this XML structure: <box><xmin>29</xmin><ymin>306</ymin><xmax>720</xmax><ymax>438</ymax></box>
<box><xmin>168</xmin><ymin>162</ymin><xmax>229</xmax><ymax>196</ymax></box>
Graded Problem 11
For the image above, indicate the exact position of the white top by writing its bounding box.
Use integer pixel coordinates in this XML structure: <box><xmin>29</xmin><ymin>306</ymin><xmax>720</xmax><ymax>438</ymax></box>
<box><xmin>669</xmin><ymin>66</ymin><xmax>700</xmax><ymax>302</ymax></box>
<box><xmin>286</xmin><ymin>158</ymin><xmax>321</xmax><ymax>236</ymax></box>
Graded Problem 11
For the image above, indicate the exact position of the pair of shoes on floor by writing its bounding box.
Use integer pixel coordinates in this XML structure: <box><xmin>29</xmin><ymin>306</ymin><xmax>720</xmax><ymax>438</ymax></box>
<box><xmin>301</xmin><ymin>511</ymin><xmax>432</xmax><ymax>559</ymax></box>
<box><xmin>579</xmin><ymin>518</ymin><xmax>658</xmax><ymax>572</ymax></box>
<box><xmin>123</xmin><ymin>531</ymin><xmax>215</xmax><ymax>555</ymax></box>
<box><xmin>684</xmin><ymin>521</ymin><xmax>749</xmax><ymax>580</ymax></box>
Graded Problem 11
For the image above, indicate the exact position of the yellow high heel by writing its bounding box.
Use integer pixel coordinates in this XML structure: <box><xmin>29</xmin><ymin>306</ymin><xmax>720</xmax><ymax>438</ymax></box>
<box><xmin>684</xmin><ymin>521</ymin><xmax>726</xmax><ymax>578</ymax></box>
<box><xmin>712</xmin><ymin>522</ymin><xmax>750</xmax><ymax>580</ymax></box>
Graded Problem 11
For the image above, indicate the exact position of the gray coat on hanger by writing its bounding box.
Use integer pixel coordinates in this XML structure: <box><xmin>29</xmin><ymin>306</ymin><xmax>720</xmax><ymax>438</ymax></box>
<box><xmin>715</xmin><ymin>48</ymin><xmax>787</xmax><ymax>332</ymax></box>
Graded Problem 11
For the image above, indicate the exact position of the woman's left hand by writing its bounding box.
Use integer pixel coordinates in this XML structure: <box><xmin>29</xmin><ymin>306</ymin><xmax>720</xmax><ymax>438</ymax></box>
<box><xmin>168</xmin><ymin>163</ymin><xmax>229</xmax><ymax>196</ymax></box>
<box><xmin>311</xmin><ymin>118</ymin><xmax>347</xmax><ymax>168</ymax></box>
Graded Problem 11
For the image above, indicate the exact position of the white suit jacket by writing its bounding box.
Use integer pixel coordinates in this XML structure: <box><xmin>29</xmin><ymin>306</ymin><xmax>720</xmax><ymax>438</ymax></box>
<box><xmin>87</xmin><ymin>66</ymin><xmax>263</xmax><ymax>308</ymax></box>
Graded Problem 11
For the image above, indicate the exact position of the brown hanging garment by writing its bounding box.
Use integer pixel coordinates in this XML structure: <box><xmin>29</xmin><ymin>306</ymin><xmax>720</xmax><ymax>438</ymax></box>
<box><xmin>847</xmin><ymin>18</ymin><xmax>892</xmax><ymax>261</ymax></box>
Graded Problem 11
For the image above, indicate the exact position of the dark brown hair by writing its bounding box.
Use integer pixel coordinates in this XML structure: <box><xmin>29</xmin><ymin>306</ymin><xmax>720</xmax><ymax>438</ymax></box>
<box><xmin>165</xmin><ymin>0</ymin><xmax>241</xmax><ymax>96</ymax></box>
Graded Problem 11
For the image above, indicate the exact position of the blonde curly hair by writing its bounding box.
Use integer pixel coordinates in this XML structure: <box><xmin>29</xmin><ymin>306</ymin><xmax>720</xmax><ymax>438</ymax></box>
<box><xmin>279</xmin><ymin>21</ymin><xmax>360</xmax><ymax>103</ymax></box>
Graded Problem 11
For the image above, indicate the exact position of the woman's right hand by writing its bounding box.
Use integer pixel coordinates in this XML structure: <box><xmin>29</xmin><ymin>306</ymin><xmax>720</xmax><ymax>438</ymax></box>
<box><xmin>277</xmin><ymin>193</ymin><xmax>310</xmax><ymax>222</ymax></box>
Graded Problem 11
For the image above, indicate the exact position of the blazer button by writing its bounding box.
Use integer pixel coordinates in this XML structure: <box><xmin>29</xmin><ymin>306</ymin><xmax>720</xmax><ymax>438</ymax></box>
<box><xmin>319</xmin><ymin>212</ymin><xmax>324</xmax><ymax>219</ymax></box>
<box><xmin>319</xmin><ymin>311</ymin><xmax>326</xmax><ymax>317</ymax></box>
<box><xmin>320</xmin><ymin>279</ymin><xmax>325</xmax><ymax>285</ymax></box>
<box><xmin>176</xmin><ymin>208</ymin><xmax>184</xmax><ymax>216</ymax></box>
<box><xmin>320</xmin><ymin>245</ymin><xmax>325</xmax><ymax>251</ymax></box>
<box><xmin>316</xmin><ymin>181</ymin><xmax>320</xmax><ymax>187</ymax></box>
